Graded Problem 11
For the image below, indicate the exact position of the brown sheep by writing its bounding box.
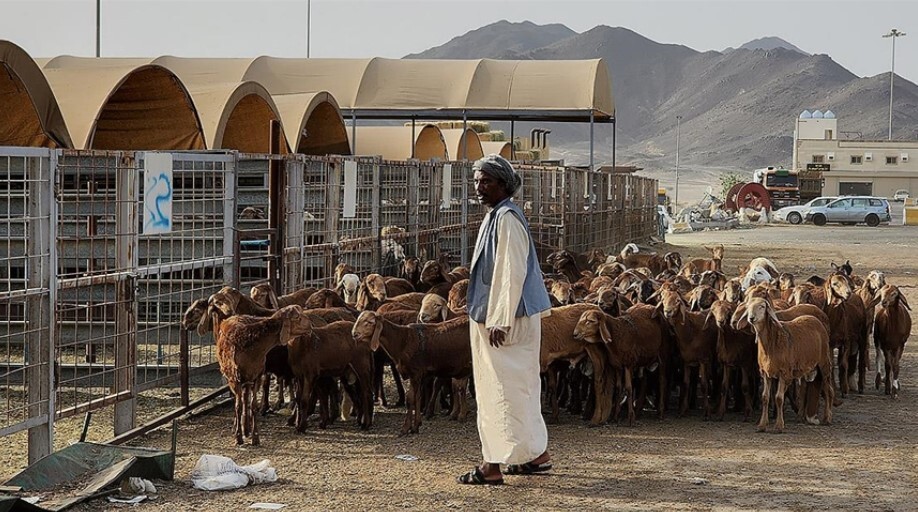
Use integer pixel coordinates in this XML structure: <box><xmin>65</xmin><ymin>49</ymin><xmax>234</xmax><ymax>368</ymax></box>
<box><xmin>249</xmin><ymin>283</ymin><xmax>318</xmax><ymax>309</ymax></box>
<box><xmin>352</xmin><ymin>311</ymin><xmax>472</xmax><ymax>435</ymax></box>
<box><xmin>574</xmin><ymin>305</ymin><xmax>670</xmax><ymax>426</ymax></box>
<box><xmin>333</xmin><ymin>262</ymin><xmax>356</xmax><ymax>286</ymax></box>
<box><xmin>688</xmin><ymin>285</ymin><xmax>719</xmax><ymax>312</ymax></box>
<box><xmin>447</xmin><ymin>279</ymin><xmax>469</xmax><ymax>314</ymax></box>
<box><xmin>824</xmin><ymin>273</ymin><xmax>869</xmax><ymax>396</ymax></box>
<box><xmin>874</xmin><ymin>285</ymin><xmax>912</xmax><ymax>397</ymax></box>
<box><xmin>655</xmin><ymin>287</ymin><xmax>718</xmax><ymax>418</ymax></box>
<box><xmin>287</xmin><ymin>319</ymin><xmax>374</xmax><ymax>431</ymax></box>
<box><xmin>304</xmin><ymin>288</ymin><xmax>350</xmax><ymax>309</ymax></box>
<box><xmin>546</xmin><ymin>249</ymin><xmax>589</xmax><ymax>282</ymax></box>
<box><xmin>706</xmin><ymin>300</ymin><xmax>757</xmax><ymax>421</ymax></box>
<box><xmin>384</xmin><ymin>277</ymin><xmax>416</xmax><ymax>297</ymax></box>
<box><xmin>400</xmin><ymin>256</ymin><xmax>422</xmax><ymax>289</ymax></box>
<box><xmin>207</xmin><ymin>305</ymin><xmax>312</xmax><ymax>445</ymax></box>
<box><xmin>735</xmin><ymin>298</ymin><xmax>834</xmax><ymax>432</ymax></box>
<box><xmin>680</xmin><ymin>244</ymin><xmax>724</xmax><ymax>276</ymax></box>
<box><xmin>419</xmin><ymin>260</ymin><xmax>460</xmax><ymax>297</ymax></box>
<box><xmin>790</xmin><ymin>282</ymin><xmax>827</xmax><ymax>311</ymax></box>
<box><xmin>417</xmin><ymin>294</ymin><xmax>464</xmax><ymax>323</ymax></box>
<box><xmin>720</xmin><ymin>278</ymin><xmax>745</xmax><ymax>304</ymax></box>
<box><xmin>857</xmin><ymin>270</ymin><xmax>886</xmax><ymax>337</ymax></box>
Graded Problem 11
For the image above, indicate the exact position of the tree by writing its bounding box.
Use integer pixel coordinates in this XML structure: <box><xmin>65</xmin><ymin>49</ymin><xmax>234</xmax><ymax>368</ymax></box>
<box><xmin>719</xmin><ymin>172</ymin><xmax>745</xmax><ymax>202</ymax></box>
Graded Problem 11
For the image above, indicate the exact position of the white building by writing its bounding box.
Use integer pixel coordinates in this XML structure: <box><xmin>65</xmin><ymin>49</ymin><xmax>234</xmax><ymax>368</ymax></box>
<box><xmin>792</xmin><ymin>110</ymin><xmax>918</xmax><ymax>197</ymax></box>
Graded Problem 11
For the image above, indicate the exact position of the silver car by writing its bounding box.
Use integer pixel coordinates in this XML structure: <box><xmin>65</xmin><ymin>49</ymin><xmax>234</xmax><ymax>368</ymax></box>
<box><xmin>804</xmin><ymin>196</ymin><xmax>891</xmax><ymax>227</ymax></box>
<box><xmin>774</xmin><ymin>196</ymin><xmax>836</xmax><ymax>225</ymax></box>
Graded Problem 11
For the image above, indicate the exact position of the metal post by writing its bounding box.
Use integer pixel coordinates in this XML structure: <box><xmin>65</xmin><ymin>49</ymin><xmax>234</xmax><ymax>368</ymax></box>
<box><xmin>268</xmin><ymin>121</ymin><xmax>284</xmax><ymax>293</ymax></box>
<box><xmin>350</xmin><ymin>113</ymin><xmax>357</xmax><ymax>155</ymax></box>
<box><xmin>462</xmin><ymin>111</ymin><xmax>468</xmax><ymax>161</ymax></box>
<box><xmin>306</xmin><ymin>0</ymin><xmax>311</xmax><ymax>58</ymax></box>
<box><xmin>510</xmin><ymin>120</ymin><xmax>515</xmax><ymax>160</ymax></box>
<box><xmin>674</xmin><ymin>115</ymin><xmax>682</xmax><ymax>207</ymax></box>
<box><xmin>612</xmin><ymin>119</ymin><xmax>616</xmax><ymax>172</ymax></box>
<box><xmin>883</xmin><ymin>29</ymin><xmax>906</xmax><ymax>140</ymax></box>
<box><xmin>589</xmin><ymin>112</ymin><xmax>595</xmax><ymax>205</ymax></box>
<box><xmin>411</xmin><ymin>118</ymin><xmax>416</xmax><ymax>158</ymax></box>
<box><xmin>96</xmin><ymin>0</ymin><xmax>101</xmax><ymax>57</ymax></box>
<box><xmin>114</xmin><ymin>153</ymin><xmax>138</xmax><ymax>436</ymax></box>
<box><xmin>225</xmin><ymin>154</ymin><xmax>239</xmax><ymax>288</ymax></box>
<box><xmin>27</xmin><ymin>151</ymin><xmax>54</xmax><ymax>463</ymax></box>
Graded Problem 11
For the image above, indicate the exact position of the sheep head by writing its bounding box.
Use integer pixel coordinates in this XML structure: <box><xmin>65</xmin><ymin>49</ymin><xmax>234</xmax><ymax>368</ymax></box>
<box><xmin>356</xmin><ymin>274</ymin><xmax>388</xmax><ymax>311</ymax></box>
<box><xmin>596</xmin><ymin>262</ymin><xmax>625</xmax><ymax>279</ymax></box>
<box><xmin>826</xmin><ymin>274</ymin><xmax>852</xmax><ymax>305</ymax></box>
<box><xmin>688</xmin><ymin>285</ymin><xmax>717</xmax><ymax>312</ymax></box>
<box><xmin>721</xmin><ymin>279</ymin><xmax>744</xmax><ymax>304</ymax></box>
<box><xmin>420</xmin><ymin>260</ymin><xmax>447</xmax><ymax>285</ymax></box>
<box><xmin>699</xmin><ymin>270</ymin><xmax>725</xmax><ymax>290</ymax></box>
<box><xmin>590</xmin><ymin>276</ymin><xmax>614</xmax><ymax>292</ymax></box>
<box><xmin>704</xmin><ymin>244</ymin><xmax>725</xmax><ymax>260</ymax></box>
<box><xmin>401</xmin><ymin>257</ymin><xmax>421</xmax><ymax>280</ymax></box>
<box><xmin>866</xmin><ymin>270</ymin><xmax>886</xmax><ymax>294</ymax></box>
<box><xmin>277</xmin><ymin>305</ymin><xmax>310</xmax><ymax>343</ymax></box>
<box><xmin>743</xmin><ymin>297</ymin><xmax>779</xmax><ymax>332</ymax></box>
<box><xmin>352</xmin><ymin>311</ymin><xmax>383</xmax><ymax>351</ymax></box>
<box><xmin>334</xmin><ymin>262</ymin><xmax>356</xmax><ymax>286</ymax></box>
<box><xmin>656</xmin><ymin>287</ymin><xmax>687</xmax><ymax>323</ymax></box>
<box><xmin>181</xmin><ymin>298</ymin><xmax>209</xmax><ymax>331</ymax></box>
<box><xmin>550</xmin><ymin>280</ymin><xmax>574</xmax><ymax>305</ymax></box>
<box><xmin>250</xmin><ymin>283</ymin><xmax>280</xmax><ymax>309</ymax></box>
<box><xmin>619</xmin><ymin>243</ymin><xmax>639</xmax><ymax>260</ymax></box>
<box><xmin>879</xmin><ymin>284</ymin><xmax>911</xmax><ymax>310</ymax></box>
<box><xmin>594</xmin><ymin>287</ymin><xmax>624</xmax><ymax>317</ymax></box>
<box><xmin>706</xmin><ymin>300</ymin><xmax>735</xmax><ymax>331</ymax></box>
<box><xmin>663</xmin><ymin>252</ymin><xmax>683</xmax><ymax>270</ymax></box>
<box><xmin>778</xmin><ymin>273</ymin><xmax>795</xmax><ymax>291</ymax></box>
<box><xmin>338</xmin><ymin>274</ymin><xmax>361</xmax><ymax>305</ymax></box>
<box><xmin>418</xmin><ymin>294</ymin><xmax>449</xmax><ymax>323</ymax></box>
<box><xmin>573</xmin><ymin>309</ymin><xmax>609</xmax><ymax>344</ymax></box>
<box><xmin>210</xmin><ymin>287</ymin><xmax>243</xmax><ymax>316</ymax></box>
<box><xmin>447</xmin><ymin>279</ymin><xmax>469</xmax><ymax>313</ymax></box>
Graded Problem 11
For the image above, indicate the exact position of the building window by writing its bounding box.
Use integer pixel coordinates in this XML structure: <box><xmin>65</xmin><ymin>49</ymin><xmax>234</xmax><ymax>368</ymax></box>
<box><xmin>812</xmin><ymin>155</ymin><xmax>825</xmax><ymax>163</ymax></box>
<box><xmin>886</xmin><ymin>156</ymin><xmax>898</xmax><ymax>165</ymax></box>
<box><xmin>850</xmin><ymin>155</ymin><xmax>863</xmax><ymax>164</ymax></box>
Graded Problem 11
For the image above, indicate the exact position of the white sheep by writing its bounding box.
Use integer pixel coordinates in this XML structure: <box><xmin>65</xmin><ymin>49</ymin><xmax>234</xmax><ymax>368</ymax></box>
<box><xmin>337</xmin><ymin>273</ymin><xmax>362</xmax><ymax>305</ymax></box>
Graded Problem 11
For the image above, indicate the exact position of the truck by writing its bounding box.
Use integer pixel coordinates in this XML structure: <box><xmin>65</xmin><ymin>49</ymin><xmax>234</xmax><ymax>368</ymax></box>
<box><xmin>752</xmin><ymin>166</ymin><xmax>800</xmax><ymax>209</ymax></box>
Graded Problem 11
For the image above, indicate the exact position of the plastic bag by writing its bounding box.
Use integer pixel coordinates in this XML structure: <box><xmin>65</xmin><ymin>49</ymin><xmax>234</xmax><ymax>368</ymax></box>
<box><xmin>191</xmin><ymin>455</ymin><xmax>278</xmax><ymax>491</ymax></box>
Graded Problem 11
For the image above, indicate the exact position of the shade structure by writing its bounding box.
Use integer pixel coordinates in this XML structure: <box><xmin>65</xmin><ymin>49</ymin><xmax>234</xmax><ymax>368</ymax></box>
<box><xmin>41</xmin><ymin>57</ymin><xmax>205</xmax><ymax>150</ymax></box>
<box><xmin>0</xmin><ymin>40</ymin><xmax>71</xmax><ymax>147</ymax></box>
<box><xmin>480</xmin><ymin>141</ymin><xmax>512</xmax><ymax>159</ymax></box>
<box><xmin>441</xmin><ymin>128</ymin><xmax>483</xmax><ymax>161</ymax></box>
<box><xmin>179</xmin><ymin>81</ymin><xmax>285</xmax><ymax>153</ymax></box>
<box><xmin>353</xmin><ymin>125</ymin><xmax>447</xmax><ymax>160</ymax></box>
<box><xmin>272</xmin><ymin>92</ymin><xmax>350</xmax><ymax>155</ymax></box>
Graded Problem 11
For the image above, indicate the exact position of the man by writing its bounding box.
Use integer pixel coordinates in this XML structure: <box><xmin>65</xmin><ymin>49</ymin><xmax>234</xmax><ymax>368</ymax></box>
<box><xmin>457</xmin><ymin>155</ymin><xmax>553</xmax><ymax>486</ymax></box>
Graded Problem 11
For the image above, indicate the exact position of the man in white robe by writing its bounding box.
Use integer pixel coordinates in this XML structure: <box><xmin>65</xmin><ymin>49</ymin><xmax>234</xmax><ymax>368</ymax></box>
<box><xmin>458</xmin><ymin>155</ymin><xmax>552</xmax><ymax>486</ymax></box>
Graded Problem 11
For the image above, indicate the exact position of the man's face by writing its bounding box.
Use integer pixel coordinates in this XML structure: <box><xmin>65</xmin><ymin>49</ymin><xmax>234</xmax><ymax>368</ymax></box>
<box><xmin>474</xmin><ymin>170</ymin><xmax>508</xmax><ymax>208</ymax></box>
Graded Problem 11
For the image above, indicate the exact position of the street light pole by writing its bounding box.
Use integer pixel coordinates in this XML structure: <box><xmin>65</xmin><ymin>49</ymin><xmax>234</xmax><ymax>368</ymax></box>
<box><xmin>883</xmin><ymin>28</ymin><xmax>906</xmax><ymax>140</ymax></box>
<box><xmin>307</xmin><ymin>0</ymin><xmax>312</xmax><ymax>58</ymax></box>
<box><xmin>674</xmin><ymin>115</ymin><xmax>682</xmax><ymax>207</ymax></box>
<box><xmin>95</xmin><ymin>0</ymin><xmax>101</xmax><ymax>57</ymax></box>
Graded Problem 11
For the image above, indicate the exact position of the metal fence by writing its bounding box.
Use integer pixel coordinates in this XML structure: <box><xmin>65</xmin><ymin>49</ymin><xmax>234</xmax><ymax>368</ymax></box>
<box><xmin>0</xmin><ymin>148</ymin><xmax>658</xmax><ymax>464</ymax></box>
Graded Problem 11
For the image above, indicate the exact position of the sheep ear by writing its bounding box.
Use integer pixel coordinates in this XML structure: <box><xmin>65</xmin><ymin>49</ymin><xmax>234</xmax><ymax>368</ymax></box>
<box><xmin>369</xmin><ymin>316</ymin><xmax>382</xmax><ymax>352</ymax></box>
<box><xmin>268</xmin><ymin>289</ymin><xmax>280</xmax><ymax>309</ymax></box>
<box><xmin>831</xmin><ymin>262</ymin><xmax>839</xmax><ymax>271</ymax></box>
<box><xmin>441</xmin><ymin>304</ymin><xmax>449</xmax><ymax>322</ymax></box>
<box><xmin>598</xmin><ymin>315</ymin><xmax>613</xmax><ymax>343</ymax></box>
<box><xmin>196</xmin><ymin>308</ymin><xmax>213</xmax><ymax>336</ymax></box>
<box><xmin>703</xmin><ymin>311</ymin><xmax>714</xmax><ymax>330</ymax></box>
<box><xmin>732</xmin><ymin>304</ymin><xmax>749</xmax><ymax>330</ymax></box>
<box><xmin>899</xmin><ymin>293</ymin><xmax>912</xmax><ymax>311</ymax></box>
<box><xmin>651</xmin><ymin>302</ymin><xmax>663</xmax><ymax>319</ymax></box>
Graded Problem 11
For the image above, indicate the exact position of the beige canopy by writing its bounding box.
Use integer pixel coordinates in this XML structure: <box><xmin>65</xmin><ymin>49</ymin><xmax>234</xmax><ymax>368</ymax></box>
<box><xmin>0</xmin><ymin>41</ymin><xmax>72</xmax><ymax>147</ymax></box>
<box><xmin>441</xmin><ymin>128</ymin><xmax>484</xmax><ymax>161</ymax></box>
<box><xmin>272</xmin><ymin>92</ymin><xmax>351</xmax><ymax>155</ymax></box>
<box><xmin>40</xmin><ymin>57</ymin><xmax>205</xmax><ymax>150</ymax></box>
<box><xmin>480</xmin><ymin>141</ymin><xmax>513</xmax><ymax>159</ymax></box>
<box><xmin>353</xmin><ymin>125</ymin><xmax>447</xmax><ymax>160</ymax></box>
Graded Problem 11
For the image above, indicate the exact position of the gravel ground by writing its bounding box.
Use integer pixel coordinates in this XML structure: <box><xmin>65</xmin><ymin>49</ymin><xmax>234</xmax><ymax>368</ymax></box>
<box><xmin>4</xmin><ymin>222</ymin><xmax>918</xmax><ymax>511</ymax></box>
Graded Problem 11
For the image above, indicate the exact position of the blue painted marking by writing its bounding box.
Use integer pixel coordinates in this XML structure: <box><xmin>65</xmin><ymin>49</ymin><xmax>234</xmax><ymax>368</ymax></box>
<box><xmin>144</xmin><ymin>172</ymin><xmax>173</xmax><ymax>232</ymax></box>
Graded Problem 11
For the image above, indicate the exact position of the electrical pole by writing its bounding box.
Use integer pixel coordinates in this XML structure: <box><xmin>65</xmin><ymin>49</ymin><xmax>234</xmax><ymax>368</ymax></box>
<box><xmin>96</xmin><ymin>0</ymin><xmax>101</xmax><ymax>57</ymax></box>
<box><xmin>883</xmin><ymin>28</ymin><xmax>906</xmax><ymax>140</ymax></box>
<box><xmin>307</xmin><ymin>0</ymin><xmax>311</xmax><ymax>58</ymax></box>
<box><xmin>674</xmin><ymin>115</ymin><xmax>682</xmax><ymax>207</ymax></box>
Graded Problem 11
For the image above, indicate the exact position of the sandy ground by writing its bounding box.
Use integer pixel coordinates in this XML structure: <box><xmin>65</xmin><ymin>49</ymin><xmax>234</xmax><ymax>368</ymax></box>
<box><xmin>5</xmin><ymin>222</ymin><xmax>918</xmax><ymax>511</ymax></box>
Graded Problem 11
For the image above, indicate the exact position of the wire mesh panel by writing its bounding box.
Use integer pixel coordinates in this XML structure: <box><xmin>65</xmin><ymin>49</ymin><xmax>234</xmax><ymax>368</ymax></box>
<box><xmin>515</xmin><ymin>164</ymin><xmax>566</xmax><ymax>264</ymax></box>
<box><xmin>335</xmin><ymin>156</ymin><xmax>380</xmax><ymax>277</ymax></box>
<box><xmin>415</xmin><ymin>160</ymin><xmax>442</xmax><ymax>265</ymax></box>
<box><xmin>135</xmin><ymin>152</ymin><xmax>235</xmax><ymax>391</ymax></box>
<box><xmin>54</xmin><ymin>151</ymin><xmax>135</xmax><ymax>421</ymax></box>
<box><xmin>0</xmin><ymin>148</ymin><xmax>54</xmax><ymax>459</ymax></box>
<box><xmin>438</xmin><ymin>160</ymin><xmax>475</xmax><ymax>268</ymax></box>
<box><xmin>283</xmin><ymin>155</ymin><xmax>334</xmax><ymax>290</ymax></box>
<box><xmin>378</xmin><ymin>160</ymin><xmax>413</xmax><ymax>277</ymax></box>
<box><xmin>235</xmin><ymin>156</ymin><xmax>272</xmax><ymax>290</ymax></box>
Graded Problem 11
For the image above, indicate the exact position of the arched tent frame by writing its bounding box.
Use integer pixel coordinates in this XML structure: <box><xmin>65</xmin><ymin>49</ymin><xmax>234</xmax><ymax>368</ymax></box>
<box><xmin>353</xmin><ymin>125</ymin><xmax>447</xmax><ymax>161</ymax></box>
<box><xmin>272</xmin><ymin>92</ymin><xmax>350</xmax><ymax>156</ymax></box>
<box><xmin>187</xmin><ymin>81</ymin><xmax>287</xmax><ymax>153</ymax></box>
<box><xmin>0</xmin><ymin>40</ymin><xmax>72</xmax><ymax>148</ymax></box>
<box><xmin>441</xmin><ymin>128</ymin><xmax>483</xmax><ymax>161</ymax></box>
<box><xmin>41</xmin><ymin>57</ymin><xmax>206</xmax><ymax>150</ymax></box>
<box><xmin>480</xmin><ymin>141</ymin><xmax>512</xmax><ymax>160</ymax></box>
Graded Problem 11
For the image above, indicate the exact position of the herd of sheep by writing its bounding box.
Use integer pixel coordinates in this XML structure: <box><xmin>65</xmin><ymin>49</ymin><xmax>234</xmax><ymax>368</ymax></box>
<box><xmin>181</xmin><ymin>242</ymin><xmax>912</xmax><ymax>445</ymax></box>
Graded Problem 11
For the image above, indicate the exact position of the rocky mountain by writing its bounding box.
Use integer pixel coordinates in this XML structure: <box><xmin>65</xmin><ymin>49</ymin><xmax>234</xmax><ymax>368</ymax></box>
<box><xmin>404</xmin><ymin>21</ymin><xmax>918</xmax><ymax>174</ymax></box>
<box><xmin>727</xmin><ymin>36</ymin><xmax>809</xmax><ymax>55</ymax></box>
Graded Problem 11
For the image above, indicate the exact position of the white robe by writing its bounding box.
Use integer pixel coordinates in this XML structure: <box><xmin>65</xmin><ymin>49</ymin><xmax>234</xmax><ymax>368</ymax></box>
<box><xmin>470</xmin><ymin>208</ymin><xmax>549</xmax><ymax>465</ymax></box>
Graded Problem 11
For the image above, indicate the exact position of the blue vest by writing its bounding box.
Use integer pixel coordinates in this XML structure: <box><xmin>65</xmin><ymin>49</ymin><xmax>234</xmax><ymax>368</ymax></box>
<box><xmin>467</xmin><ymin>198</ymin><xmax>551</xmax><ymax>324</ymax></box>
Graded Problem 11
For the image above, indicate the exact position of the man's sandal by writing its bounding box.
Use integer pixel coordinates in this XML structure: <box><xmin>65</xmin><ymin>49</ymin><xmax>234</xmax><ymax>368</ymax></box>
<box><xmin>505</xmin><ymin>461</ymin><xmax>552</xmax><ymax>475</ymax></box>
<box><xmin>456</xmin><ymin>467</ymin><xmax>504</xmax><ymax>486</ymax></box>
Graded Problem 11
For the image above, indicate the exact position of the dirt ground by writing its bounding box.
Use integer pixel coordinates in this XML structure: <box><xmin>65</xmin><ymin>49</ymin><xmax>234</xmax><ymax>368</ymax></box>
<box><xmin>5</xmin><ymin>222</ymin><xmax>918</xmax><ymax>511</ymax></box>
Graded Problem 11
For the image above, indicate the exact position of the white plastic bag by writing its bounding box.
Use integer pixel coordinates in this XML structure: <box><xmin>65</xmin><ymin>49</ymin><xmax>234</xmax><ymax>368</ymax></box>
<box><xmin>191</xmin><ymin>455</ymin><xmax>278</xmax><ymax>491</ymax></box>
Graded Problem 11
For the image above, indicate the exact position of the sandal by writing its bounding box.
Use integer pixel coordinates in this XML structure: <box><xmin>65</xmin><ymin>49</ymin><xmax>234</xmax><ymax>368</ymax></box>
<box><xmin>456</xmin><ymin>467</ymin><xmax>504</xmax><ymax>486</ymax></box>
<box><xmin>505</xmin><ymin>461</ymin><xmax>552</xmax><ymax>475</ymax></box>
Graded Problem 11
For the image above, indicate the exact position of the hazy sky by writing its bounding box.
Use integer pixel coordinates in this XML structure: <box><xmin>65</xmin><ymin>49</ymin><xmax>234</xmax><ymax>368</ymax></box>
<box><xmin>2</xmin><ymin>0</ymin><xmax>916</xmax><ymax>83</ymax></box>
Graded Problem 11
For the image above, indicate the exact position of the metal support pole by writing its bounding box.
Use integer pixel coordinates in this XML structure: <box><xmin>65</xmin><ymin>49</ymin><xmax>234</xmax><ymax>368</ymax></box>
<box><xmin>510</xmin><ymin>120</ymin><xmax>515</xmax><ymax>160</ymax></box>
<box><xmin>306</xmin><ymin>0</ymin><xmax>312</xmax><ymax>58</ymax></box>
<box><xmin>351</xmin><ymin>113</ymin><xmax>357</xmax><ymax>155</ymax></box>
<box><xmin>96</xmin><ymin>0</ymin><xmax>101</xmax><ymax>57</ymax></box>
<box><xmin>589</xmin><ymin>112</ymin><xmax>595</xmax><ymax>204</ymax></box>
<box><xmin>883</xmin><ymin>29</ymin><xmax>906</xmax><ymax>140</ymax></box>
<box><xmin>674</xmin><ymin>115</ymin><xmax>682</xmax><ymax>207</ymax></box>
<box><xmin>411</xmin><ymin>118</ymin><xmax>416</xmax><ymax>159</ymax></box>
<box><xmin>268</xmin><ymin>121</ymin><xmax>284</xmax><ymax>293</ymax></box>
<box><xmin>462</xmin><ymin>110</ymin><xmax>468</xmax><ymax>161</ymax></box>
<box><xmin>612</xmin><ymin>119</ymin><xmax>616</xmax><ymax>172</ymax></box>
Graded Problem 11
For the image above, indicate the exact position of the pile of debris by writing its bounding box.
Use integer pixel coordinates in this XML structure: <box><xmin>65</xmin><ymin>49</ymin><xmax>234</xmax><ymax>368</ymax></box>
<box><xmin>669</xmin><ymin>192</ymin><xmax>768</xmax><ymax>233</ymax></box>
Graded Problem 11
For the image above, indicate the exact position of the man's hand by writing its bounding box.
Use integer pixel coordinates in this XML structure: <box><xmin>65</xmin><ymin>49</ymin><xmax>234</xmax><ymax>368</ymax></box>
<box><xmin>488</xmin><ymin>328</ymin><xmax>506</xmax><ymax>348</ymax></box>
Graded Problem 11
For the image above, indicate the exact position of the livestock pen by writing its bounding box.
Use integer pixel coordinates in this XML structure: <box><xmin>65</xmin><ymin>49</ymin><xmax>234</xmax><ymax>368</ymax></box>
<box><xmin>0</xmin><ymin>147</ymin><xmax>659</xmax><ymax>469</ymax></box>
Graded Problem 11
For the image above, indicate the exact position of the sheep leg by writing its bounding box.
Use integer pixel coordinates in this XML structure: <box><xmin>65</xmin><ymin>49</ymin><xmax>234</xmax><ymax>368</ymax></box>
<box><xmin>287</xmin><ymin>379</ymin><xmax>300</xmax><ymax>427</ymax></box>
<box><xmin>392</xmin><ymin>363</ymin><xmax>407</xmax><ymax>408</ymax></box>
<box><xmin>457</xmin><ymin>378</ymin><xmax>469</xmax><ymax>421</ymax></box>
<box><xmin>422</xmin><ymin>378</ymin><xmax>438</xmax><ymax>420</ymax></box>
<box><xmin>373</xmin><ymin>351</ymin><xmax>387</xmax><ymax>407</ymax></box>
<box><xmin>625</xmin><ymin>368</ymin><xmax>635</xmax><ymax>427</ymax></box>
<box><xmin>718</xmin><ymin>365</ymin><xmax>731</xmax><ymax>421</ymax></box>
<box><xmin>634</xmin><ymin>368</ymin><xmax>649</xmax><ymax>419</ymax></box>
<box><xmin>679</xmin><ymin>364</ymin><xmax>691</xmax><ymax>417</ymax></box>
<box><xmin>657</xmin><ymin>361</ymin><xmax>668</xmax><ymax>420</ymax></box>
<box><xmin>891</xmin><ymin>348</ymin><xmax>902</xmax><ymax>399</ymax></box>
<box><xmin>260</xmin><ymin>374</ymin><xmax>272</xmax><ymax>415</ymax></box>
<box><xmin>700</xmin><ymin>363</ymin><xmax>711</xmax><ymax>421</ymax></box>
<box><xmin>585</xmin><ymin>346</ymin><xmax>612</xmax><ymax>425</ymax></box>
<box><xmin>230</xmin><ymin>383</ymin><xmax>244</xmax><ymax>445</ymax></box>
<box><xmin>400</xmin><ymin>381</ymin><xmax>416</xmax><ymax>436</ymax></box>
<box><xmin>875</xmin><ymin>343</ymin><xmax>885</xmax><ymax>391</ymax></box>
<box><xmin>838</xmin><ymin>346</ymin><xmax>850</xmax><ymax>397</ymax></box>
<box><xmin>773</xmin><ymin>378</ymin><xmax>788</xmax><ymax>433</ymax></box>
<box><xmin>296</xmin><ymin>377</ymin><xmax>313</xmax><ymax>432</ymax></box>
<box><xmin>857</xmin><ymin>337</ymin><xmax>868</xmax><ymax>394</ymax></box>
<box><xmin>885</xmin><ymin>349</ymin><xmax>894</xmax><ymax>397</ymax></box>
<box><xmin>821</xmin><ymin>364</ymin><xmax>834</xmax><ymax>425</ymax></box>
<box><xmin>740</xmin><ymin>367</ymin><xmax>753</xmax><ymax>422</ymax></box>
<box><xmin>758</xmin><ymin>374</ymin><xmax>771</xmax><ymax>432</ymax></box>
<box><xmin>545</xmin><ymin>368</ymin><xmax>560</xmax><ymax>424</ymax></box>
<box><xmin>248</xmin><ymin>384</ymin><xmax>260</xmax><ymax>446</ymax></box>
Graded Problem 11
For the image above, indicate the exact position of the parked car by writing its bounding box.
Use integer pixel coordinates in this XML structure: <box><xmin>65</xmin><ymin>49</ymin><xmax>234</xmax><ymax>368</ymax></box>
<box><xmin>893</xmin><ymin>189</ymin><xmax>910</xmax><ymax>202</ymax></box>
<box><xmin>805</xmin><ymin>196</ymin><xmax>891</xmax><ymax>227</ymax></box>
<box><xmin>773</xmin><ymin>196</ymin><xmax>837</xmax><ymax>225</ymax></box>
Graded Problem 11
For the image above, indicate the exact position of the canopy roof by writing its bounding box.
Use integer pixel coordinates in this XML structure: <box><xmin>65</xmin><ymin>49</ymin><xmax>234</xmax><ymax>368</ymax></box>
<box><xmin>441</xmin><ymin>128</ymin><xmax>484</xmax><ymax>161</ymax></box>
<box><xmin>0</xmin><ymin>41</ymin><xmax>71</xmax><ymax>147</ymax></box>
<box><xmin>353</xmin><ymin>125</ymin><xmax>447</xmax><ymax>160</ymax></box>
